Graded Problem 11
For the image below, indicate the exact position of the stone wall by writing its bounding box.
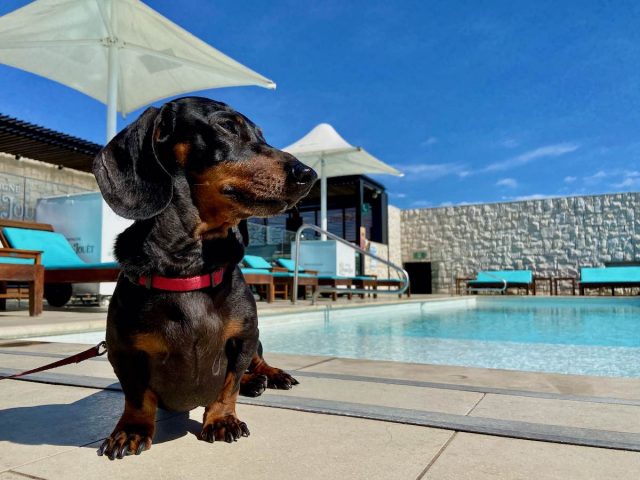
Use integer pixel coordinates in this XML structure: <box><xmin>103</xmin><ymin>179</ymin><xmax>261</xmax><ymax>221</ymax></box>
<box><xmin>0</xmin><ymin>152</ymin><xmax>97</xmax><ymax>220</ymax></box>
<box><xmin>363</xmin><ymin>205</ymin><xmax>403</xmax><ymax>278</ymax></box>
<box><xmin>401</xmin><ymin>193</ymin><xmax>639</xmax><ymax>293</ymax></box>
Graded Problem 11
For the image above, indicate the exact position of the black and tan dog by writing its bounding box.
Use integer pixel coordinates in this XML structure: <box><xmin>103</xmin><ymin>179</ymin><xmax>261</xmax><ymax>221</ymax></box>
<box><xmin>93</xmin><ymin>97</ymin><xmax>316</xmax><ymax>459</ymax></box>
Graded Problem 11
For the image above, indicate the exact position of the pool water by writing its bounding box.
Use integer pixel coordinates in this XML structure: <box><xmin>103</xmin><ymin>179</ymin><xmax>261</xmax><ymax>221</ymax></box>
<box><xmin>29</xmin><ymin>297</ymin><xmax>640</xmax><ymax>378</ymax></box>
<box><xmin>258</xmin><ymin>298</ymin><xmax>640</xmax><ymax>378</ymax></box>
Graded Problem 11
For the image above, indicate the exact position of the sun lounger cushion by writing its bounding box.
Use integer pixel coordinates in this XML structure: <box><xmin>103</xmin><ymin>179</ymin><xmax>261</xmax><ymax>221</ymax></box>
<box><xmin>470</xmin><ymin>270</ymin><xmax>533</xmax><ymax>284</ymax></box>
<box><xmin>0</xmin><ymin>254</ymin><xmax>35</xmax><ymax>265</ymax></box>
<box><xmin>47</xmin><ymin>262</ymin><xmax>119</xmax><ymax>270</ymax></box>
<box><xmin>581</xmin><ymin>267</ymin><xmax>640</xmax><ymax>283</ymax></box>
<box><xmin>3</xmin><ymin>227</ymin><xmax>119</xmax><ymax>269</ymax></box>
<box><xmin>243</xmin><ymin>255</ymin><xmax>273</xmax><ymax>270</ymax></box>
<box><xmin>3</xmin><ymin>227</ymin><xmax>86</xmax><ymax>267</ymax></box>
<box><xmin>240</xmin><ymin>268</ymin><xmax>272</xmax><ymax>275</ymax></box>
<box><xmin>272</xmin><ymin>271</ymin><xmax>316</xmax><ymax>278</ymax></box>
<box><xmin>276</xmin><ymin>258</ymin><xmax>304</xmax><ymax>272</ymax></box>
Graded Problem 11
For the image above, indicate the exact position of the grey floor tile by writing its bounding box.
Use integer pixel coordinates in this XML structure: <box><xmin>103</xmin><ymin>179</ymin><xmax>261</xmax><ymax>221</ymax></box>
<box><xmin>423</xmin><ymin>432</ymin><xmax>640</xmax><ymax>480</ymax></box>
<box><xmin>471</xmin><ymin>393</ymin><xmax>640</xmax><ymax>433</ymax></box>
<box><xmin>14</xmin><ymin>405</ymin><xmax>453</xmax><ymax>480</ymax></box>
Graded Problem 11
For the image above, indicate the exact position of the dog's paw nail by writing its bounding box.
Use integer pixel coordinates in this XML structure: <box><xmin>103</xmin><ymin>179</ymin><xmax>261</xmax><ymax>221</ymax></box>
<box><xmin>201</xmin><ymin>416</ymin><xmax>248</xmax><ymax>444</ymax></box>
<box><xmin>97</xmin><ymin>441</ymin><xmax>108</xmax><ymax>456</ymax></box>
<box><xmin>99</xmin><ymin>432</ymin><xmax>151</xmax><ymax>459</ymax></box>
<box><xmin>117</xmin><ymin>445</ymin><xmax>128</xmax><ymax>459</ymax></box>
<box><xmin>202</xmin><ymin>430</ymin><xmax>215</xmax><ymax>443</ymax></box>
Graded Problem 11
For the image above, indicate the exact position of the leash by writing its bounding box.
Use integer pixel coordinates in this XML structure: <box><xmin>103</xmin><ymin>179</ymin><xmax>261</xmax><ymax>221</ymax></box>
<box><xmin>0</xmin><ymin>341</ymin><xmax>107</xmax><ymax>381</ymax></box>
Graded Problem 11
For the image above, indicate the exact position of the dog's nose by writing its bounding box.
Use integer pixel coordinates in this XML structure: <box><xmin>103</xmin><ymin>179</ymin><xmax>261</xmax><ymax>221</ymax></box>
<box><xmin>287</xmin><ymin>161</ymin><xmax>317</xmax><ymax>184</ymax></box>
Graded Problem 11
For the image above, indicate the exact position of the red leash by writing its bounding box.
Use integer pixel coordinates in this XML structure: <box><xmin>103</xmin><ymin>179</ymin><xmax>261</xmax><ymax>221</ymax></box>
<box><xmin>0</xmin><ymin>341</ymin><xmax>107</xmax><ymax>381</ymax></box>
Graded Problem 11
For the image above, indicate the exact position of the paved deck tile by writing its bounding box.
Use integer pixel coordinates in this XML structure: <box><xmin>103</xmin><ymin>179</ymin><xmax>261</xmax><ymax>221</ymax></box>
<box><xmin>276</xmin><ymin>375</ymin><xmax>483</xmax><ymax>415</ymax></box>
<box><xmin>303</xmin><ymin>357</ymin><xmax>640</xmax><ymax>400</ymax></box>
<box><xmin>471</xmin><ymin>393</ymin><xmax>640</xmax><ymax>434</ymax></box>
<box><xmin>422</xmin><ymin>432</ymin><xmax>640</xmax><ymax>480</ymax></box>
<box><xmin>9</xmin><ymin>403</ymin><xmax>452</xmax><ymax>480</ymax></box>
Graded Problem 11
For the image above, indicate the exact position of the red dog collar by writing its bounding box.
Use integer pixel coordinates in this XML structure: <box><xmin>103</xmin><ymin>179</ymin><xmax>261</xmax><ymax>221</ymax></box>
<box><xmin>138</xmin><ymin>267</ymin><xmax>225</xmax><ymax>292</ymax></box>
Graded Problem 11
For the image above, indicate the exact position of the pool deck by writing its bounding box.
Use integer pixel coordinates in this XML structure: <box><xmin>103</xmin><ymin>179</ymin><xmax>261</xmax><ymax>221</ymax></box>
<box><xmin>1</xmin><ymin>296</ymin><xmax>640</xmax><ymax>479</ymax></box>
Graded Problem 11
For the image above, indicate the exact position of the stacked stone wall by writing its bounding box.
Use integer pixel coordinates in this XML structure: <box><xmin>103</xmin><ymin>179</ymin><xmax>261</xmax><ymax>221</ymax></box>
<box><xmin>401</xmin><ymin>193</ymin><xmax>639</xmax><ymax>293</ymax></box>
<box><xmin>364</xmin><ymin>205</ymin><xmax>403</xmax><ymax>278</ymax></box>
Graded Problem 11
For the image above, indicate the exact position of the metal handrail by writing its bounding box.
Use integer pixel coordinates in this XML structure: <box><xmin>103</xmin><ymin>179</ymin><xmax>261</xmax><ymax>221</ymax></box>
<box><xmin>465</xmin><ymin>271</ymin><xmax>508</xmax><ymax>294</ymax></box>
<box><xmin>292</xmin><ymin>223</ymin><xmax>410</xmax><ymax>304</ymax></box>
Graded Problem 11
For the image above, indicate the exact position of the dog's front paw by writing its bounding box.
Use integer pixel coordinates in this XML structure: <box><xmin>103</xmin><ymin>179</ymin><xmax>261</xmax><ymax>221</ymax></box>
<box><xmin>200</xmin><ymin>414</ymin><xmax>250</xmax><ymax>443</ymax></box>
<box><xmin>97</xmin><ymin>426</ymin><xmax>153</xmax><ymax>460</ymax></box>
<box><xmin>264</xmin><ymin>368</ymin><xmax>299</xmax><ymax>390</ymax></box>
<box><xmin>240</xmin><ymin>373</ymin><xmax>268</xmax><ymax>397</ymax></box>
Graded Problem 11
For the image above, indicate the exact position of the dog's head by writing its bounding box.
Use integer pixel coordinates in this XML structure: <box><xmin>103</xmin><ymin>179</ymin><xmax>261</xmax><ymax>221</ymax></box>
<box><xmin>93</xmin><ymin>97</ymin><xmax>317</xmax><ymax>240</ymax></box>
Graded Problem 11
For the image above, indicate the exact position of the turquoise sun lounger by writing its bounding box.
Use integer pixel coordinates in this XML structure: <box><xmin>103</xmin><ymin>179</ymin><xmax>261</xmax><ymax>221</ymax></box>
<box><xmin>242</xmin><ymin>256</ymin><xmax>318</xmax><ymax>300</ymax></box>
<box><xmin>0</xmin><ymin>248</ymin><xmax>44</xmax><ymax>316</ymax></box>
<box><xmin>1</xmin><ymin>224</ymin><xmax>119</xmax><ymax>307</ymax></box>
<box><xmin>467</xmin><ymin>270</ymin><xmax>535</xmax><ymax>295</ymax></box>
<box><xmin>579</xmin><ymin>266</ymin><xmax>640</xmax><ymax>295</ymax></box>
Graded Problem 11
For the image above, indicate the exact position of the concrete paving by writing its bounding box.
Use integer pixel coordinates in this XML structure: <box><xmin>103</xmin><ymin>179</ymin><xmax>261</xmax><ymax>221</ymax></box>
<box><xmin>1</xmin><ymin>299</ymin><xmax>640</xmax><ymax>479</ymax></box>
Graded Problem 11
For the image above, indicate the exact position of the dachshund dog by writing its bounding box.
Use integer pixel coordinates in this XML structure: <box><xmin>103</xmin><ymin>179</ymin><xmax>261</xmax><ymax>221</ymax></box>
<box><xmin>93</xmin><ymin>97</ymin><xmax>316</xmax><ymax>459</ymax></box>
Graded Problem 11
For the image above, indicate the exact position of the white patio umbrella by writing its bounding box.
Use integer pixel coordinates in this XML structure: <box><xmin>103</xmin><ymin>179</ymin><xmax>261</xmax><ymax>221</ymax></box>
<box><xmin>284</xmin><ymin>123</ymin><xmax>402</xmax><ymax>240</ymax></box>
<box><xmin>0</xmin><ymin>0</ymin><xmax>275</xmax><ymax>142</ymax></box>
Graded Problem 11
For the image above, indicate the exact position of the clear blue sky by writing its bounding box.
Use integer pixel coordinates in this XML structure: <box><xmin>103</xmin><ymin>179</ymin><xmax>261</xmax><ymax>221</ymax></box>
<box><xmin>1</xmin><ymin>0</ymin><xmax>639</xmax><ymax>209</ymax></box>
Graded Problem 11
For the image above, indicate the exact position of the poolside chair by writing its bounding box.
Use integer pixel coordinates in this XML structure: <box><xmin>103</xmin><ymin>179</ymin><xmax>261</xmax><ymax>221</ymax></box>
<box><xmin>0</xmin><ymin>220</ymin><xmax>119</xmax><ymax>307</ymax></box>
<box><xmin>579</xmin><ymin>266</ymin><xmax>640</xmax><ymax>296</ymax></box>
<box><xmin>239</xmin><ymin>265</ymin><xmax>275</xmax><ymax>303</ymax></box>
<box><xmin>467</xmin><ymin>270</ymin><xmax>534</xmax><ymax>295</ymax></box>
<box><xmin>0</xmin><ymin>248</ymin><xmax>44</xmax><ymax>316</ymax></box>
<box><xmin>243</xmin><ymin>255</ymin><xmax>318</xmax><ymax>300</ymax></box>
<box><xmin>270</xmin><ymin>257</ymin><xmax>358</xmax><ymax>301</ymax></box>
<box><xmin>272</xmin><ymin>258</ymin><xmax>319</xmax><ymax>300</ymax></box>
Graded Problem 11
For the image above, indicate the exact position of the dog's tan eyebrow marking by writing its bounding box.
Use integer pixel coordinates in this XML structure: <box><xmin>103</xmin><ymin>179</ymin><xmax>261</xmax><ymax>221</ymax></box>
<box><xmin>173</xmin><ymin>142</ymin><xmax>191</xmax><ymax>166</ymax></box>
<box><xmin>133</xmin><ymin>333</ymin><xmax>169</xmax><ymax>356</ymax></box>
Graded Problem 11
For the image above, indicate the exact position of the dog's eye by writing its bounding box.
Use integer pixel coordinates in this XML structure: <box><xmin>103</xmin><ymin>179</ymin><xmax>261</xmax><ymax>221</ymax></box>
<box><xmin>218</xmin><ymin>120</ymin><xmax>239</xmax><ymax>136</ymax></box>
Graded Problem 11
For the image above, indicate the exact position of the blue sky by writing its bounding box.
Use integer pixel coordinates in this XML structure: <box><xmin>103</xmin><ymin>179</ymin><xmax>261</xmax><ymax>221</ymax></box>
<box><xmin>1</xmin><ymin>0</ymin><xmax>639</xmax><ymax>209</ymax></box>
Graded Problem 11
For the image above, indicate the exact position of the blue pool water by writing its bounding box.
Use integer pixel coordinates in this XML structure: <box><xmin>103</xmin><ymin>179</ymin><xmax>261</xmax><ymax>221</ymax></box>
<box><xmin>258</xmin><ymin>298</ymin><xmax>640</xmax><ymax>378</ymax></box>
<box><xmin>30</xmin><ymin>297</ymin><xmax>640</xmax><ymax>378</ymax></box>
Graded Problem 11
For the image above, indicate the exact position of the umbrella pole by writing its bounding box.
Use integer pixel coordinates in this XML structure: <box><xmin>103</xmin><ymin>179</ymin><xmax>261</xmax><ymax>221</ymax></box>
<box><xmin>320</xmin><ymin>157</ymin><xmax>327</xmax><ymax>240</ymax></box>
<box><xmin>105</xmin><ymin>42</ymin><xmax>118</xmax><ymax>142</ymax></box>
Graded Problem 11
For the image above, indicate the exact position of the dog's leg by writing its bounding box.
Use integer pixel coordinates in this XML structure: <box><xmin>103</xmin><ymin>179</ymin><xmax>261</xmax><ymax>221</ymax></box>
<box><xmin>200</xmin><ymin>337</ymin><xmax>254</xmax><ymax>443</ymax></box>
<box><xmin>240</xmin><ymin>340</ymin><xmax>299</xmax><ymax>395</ymax></box>
<box><xmin>98</xmin><ymin>387</ymin><xmax>158</xmax><ymax>459</ymax></box>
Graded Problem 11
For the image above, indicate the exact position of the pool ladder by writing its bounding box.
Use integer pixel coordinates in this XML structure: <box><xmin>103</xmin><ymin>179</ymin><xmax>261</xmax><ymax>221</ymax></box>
<box><xmin>292</xmin><ymin>224</ymin><xmax>410</xmax><ymax>304</ymax></box>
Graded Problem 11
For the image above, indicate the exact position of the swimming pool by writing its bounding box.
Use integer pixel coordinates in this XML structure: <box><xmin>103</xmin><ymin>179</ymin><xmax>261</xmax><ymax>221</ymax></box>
<box><xmin>29</xmin><ymin>297</ymin><xmax>640</xmax><ymax>378</ymax></box>
<box><xmin>257</xmin><ymin>297</ymin><xmax>640</xmax><ymax>378</ymax></box>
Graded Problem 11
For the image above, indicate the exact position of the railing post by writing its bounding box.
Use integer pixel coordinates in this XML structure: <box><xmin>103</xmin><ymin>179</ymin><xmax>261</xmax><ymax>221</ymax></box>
<box><xmin>291</xmin><ymin>223</ymin><xmax>410</xmax><ymax>304</ymax></box>
<box><xmin>292</xmin><ymin>227</ymin><xmax>304</xmax><ymax>304</ymax></box>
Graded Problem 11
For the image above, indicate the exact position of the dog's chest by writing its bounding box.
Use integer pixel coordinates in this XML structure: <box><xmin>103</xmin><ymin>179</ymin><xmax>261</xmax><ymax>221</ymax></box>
<box><xmin>136</xmin><ymin>302</ymin><xmax>232</xmax><ymax>410</ymax></box>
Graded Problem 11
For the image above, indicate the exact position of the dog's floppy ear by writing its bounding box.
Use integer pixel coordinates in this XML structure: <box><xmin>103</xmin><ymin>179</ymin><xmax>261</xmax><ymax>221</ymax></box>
<box><xmin>238</xmin><ymin>220</ymin><xmax>250</xmax><ymax>247</ymax></box>
<box><xmin>93</xmin><ymin>104</ymin><xmax>177</xmax><ymax>220</ymax></box>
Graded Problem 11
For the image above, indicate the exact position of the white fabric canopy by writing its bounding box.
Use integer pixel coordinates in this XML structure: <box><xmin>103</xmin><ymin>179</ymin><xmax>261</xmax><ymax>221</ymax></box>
<box><xmin>284</xmin><ymin>123</ymin><xmax>401</xmax><ymax>178</ymax></box>
<box><xmin>284</xmin><ymin>123</ymin><xmax>402</xmax><ymax>239</ymax></box>
<box><xmin>0</xmin><ymin>0</ymin><xmax>275</xmax><ymax>140</ymax></box>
